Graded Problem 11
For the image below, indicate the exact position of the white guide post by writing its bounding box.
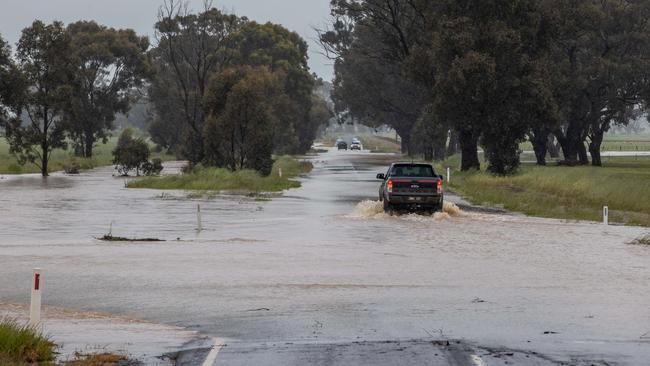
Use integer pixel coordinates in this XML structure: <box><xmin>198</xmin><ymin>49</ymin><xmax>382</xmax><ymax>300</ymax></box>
<box><xmin>603</xmin><ymin>206</ymin><xmax>609</xmax><ymax>226</ymax></box>
<box><xmin>446</xmin><ymin>167</ymin><xmax>451</xmax><ymax>183</ymax></box>
<box><xmin>279</xmin><ymin>168</ymin><xmax>283</xmax><ymax>178</ymax></box>
<box><xmin>197</xmin><ymin>204</ymin><xmax>203</xmax><ymax>232</ymax></box>
<box><xmin>29</xmin><ymin>268</ymin><xmax>42</xmax><ymax>327</ymax></box>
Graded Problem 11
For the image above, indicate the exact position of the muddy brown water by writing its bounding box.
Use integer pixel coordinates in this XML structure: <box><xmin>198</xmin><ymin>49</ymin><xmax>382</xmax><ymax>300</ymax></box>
<box><xmin>1</xmin><ymin>151</ymin><xmax>649</xmax><ymax>364</ymax></box>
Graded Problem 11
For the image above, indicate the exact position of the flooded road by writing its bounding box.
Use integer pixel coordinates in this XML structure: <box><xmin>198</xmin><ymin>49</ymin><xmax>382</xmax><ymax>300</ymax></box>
<box><xmin>1</xmin><ymin>150</ymin><xmax>649</xmax><ymax>365</ymax></box>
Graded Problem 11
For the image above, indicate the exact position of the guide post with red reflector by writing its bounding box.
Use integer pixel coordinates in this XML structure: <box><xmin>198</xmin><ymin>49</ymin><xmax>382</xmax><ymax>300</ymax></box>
<box><xmin>29</xmin><ymin>268</ymin><xmax>42</xmax><ymax>327</ymax></box>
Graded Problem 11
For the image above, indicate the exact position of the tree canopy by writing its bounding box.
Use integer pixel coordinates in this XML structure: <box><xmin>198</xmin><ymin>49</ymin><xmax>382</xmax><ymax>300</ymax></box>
<box><xmin>65</xmin><ymin>21</ymin><xmax>151</xmax><ymax>158</ymax></box>
<box><xmin>322</xmin><ymin>0</ymin><xmax>650</xmax><ymax>174</ymax></box>
<box><xmin>4</xmin><ymin>21</ymin><xmax>73</xmax><ymax>177</ymax></box>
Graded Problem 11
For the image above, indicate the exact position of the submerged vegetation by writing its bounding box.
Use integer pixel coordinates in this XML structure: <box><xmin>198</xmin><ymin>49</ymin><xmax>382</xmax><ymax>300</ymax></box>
<box><xmin>98</xmin><ymin>235</ymin><xmax>164</xmax><ymax>242</ymax></box>
<box><xmin>439</xmin><ymin>156</ymin><xmax>650</xmax><ymax>226</ymax></box>
<box><xmin>630</xmin><ymin>234</ymin><xmax>650</xmax><ymax>245</ymax></box>
<box><xmin>128</xmin><ymin>156</ymin><xmax>313</xmax><ymax>193</ymax></box>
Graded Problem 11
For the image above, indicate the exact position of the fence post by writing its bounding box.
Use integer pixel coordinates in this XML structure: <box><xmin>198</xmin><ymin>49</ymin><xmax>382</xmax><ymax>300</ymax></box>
<box><xmin>603</xmin><ymin>206</ymin><xmax>609</xmax><ymax>226</ymax></box>
<box><xmin>29</xmin><ymin>268</ymin><xmax>42</xmax><ymax>327</ymax></box>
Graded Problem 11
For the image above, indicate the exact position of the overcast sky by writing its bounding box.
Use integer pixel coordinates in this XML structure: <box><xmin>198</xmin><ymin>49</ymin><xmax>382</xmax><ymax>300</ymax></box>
<box><xmin>0</xmin><ymin>0</ymin><xmax>334</xmax><ymax>79</ymax></box>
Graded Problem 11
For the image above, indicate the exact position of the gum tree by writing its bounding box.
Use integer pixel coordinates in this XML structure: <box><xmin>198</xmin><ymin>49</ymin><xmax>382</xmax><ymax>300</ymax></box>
<box><xmin>65</xmin><ymin>21</ymin><xmax>150</xmax><ymax>158</ymax></box>
<box><xmin>4</xmin><ymin>21</ymin><xmax>73</xmax><ymax>177</ymax></box>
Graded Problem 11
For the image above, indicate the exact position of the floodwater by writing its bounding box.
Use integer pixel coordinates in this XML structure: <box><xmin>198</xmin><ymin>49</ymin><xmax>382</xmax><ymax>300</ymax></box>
<box><xmin>1</xmin><ymin>150</ymin><xmax>649</xmax><ymax>365</ymax></box>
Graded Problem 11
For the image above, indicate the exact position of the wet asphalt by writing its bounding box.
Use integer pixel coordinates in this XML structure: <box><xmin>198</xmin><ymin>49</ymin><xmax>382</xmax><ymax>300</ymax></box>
<box><xmin>1</xmin><ymin>149</ymin><xmax>649</xmax><ymax>365</ymax></box>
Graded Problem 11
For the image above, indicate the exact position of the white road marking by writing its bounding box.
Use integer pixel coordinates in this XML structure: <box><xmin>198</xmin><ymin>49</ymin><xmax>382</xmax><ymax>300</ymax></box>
<box><xmin>471</xmin><ymin>354</ymin><xmax>487</xmax><ymax>366</ymax></box>
<box><xmin>202</xmin><ymin>338</ymin><xmax>225</xmax><ymax>366</ymax></box>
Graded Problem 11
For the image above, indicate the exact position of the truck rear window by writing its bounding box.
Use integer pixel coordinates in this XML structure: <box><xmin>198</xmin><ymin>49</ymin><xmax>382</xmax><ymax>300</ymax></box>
<box><xmin>391</xmin><ymin>165</ymin><xmax>435</xmax><ymax>177</ymax></box>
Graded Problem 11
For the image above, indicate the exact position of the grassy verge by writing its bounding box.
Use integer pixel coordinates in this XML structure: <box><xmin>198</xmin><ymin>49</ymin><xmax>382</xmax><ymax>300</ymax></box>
<box><xmin>436</xmin><ymin>155</ymin><xmax>650</xmax><ymax>226</ymax></box>
<box><xmin>128</xmin><ymin>156</ymin><xmax>313</xmax><ymax>193</ymax></box>
<box><xmin>0</xmin><ymin>319</ymin><xmax>139</xmax><ymax>366</ymax></box>
<box><xmin>359</xmin><ymin>135</ymin><xmax>401</xmax><ymax>153</ymax></box>
<box><xmin>0</xmin><ymin>134</ymin><xmax>173</xmax><ymax>175</ymax></box>
<box><xmin>0</xmin><ymin>319</ymin><xmax>56</xmax><ymax>365</ymax></box>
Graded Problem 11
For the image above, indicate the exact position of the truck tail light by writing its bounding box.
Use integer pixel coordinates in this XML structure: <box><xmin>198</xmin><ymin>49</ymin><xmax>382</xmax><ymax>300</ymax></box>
<box><xmin>437</xmin><ymin>179</ymin><xmax>443</xmax><ymax>194</ymax></box>
<box><xmin>387</xmin><ymin>179</ymin><xmax>393</xmax><ymax>193</ymax></box>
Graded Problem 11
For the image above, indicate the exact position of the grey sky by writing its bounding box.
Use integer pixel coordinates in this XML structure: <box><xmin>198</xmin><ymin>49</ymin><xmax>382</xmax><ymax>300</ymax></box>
<box><xmin>0</xmin><ymin>0</ymin><xmax>334</xmax><ymax>79</ymax></box>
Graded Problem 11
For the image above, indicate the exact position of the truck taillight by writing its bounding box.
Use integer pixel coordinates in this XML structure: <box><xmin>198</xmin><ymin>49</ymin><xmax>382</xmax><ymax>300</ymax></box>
<box><xmin>437</xmin><ymin>179</ymin><xmax>443</xmax><ymax>193</ymax></box>
<box><xmin>387</xmin><ymin>179</ymin><xmax>393</xmax><ymax>193</ymax></box>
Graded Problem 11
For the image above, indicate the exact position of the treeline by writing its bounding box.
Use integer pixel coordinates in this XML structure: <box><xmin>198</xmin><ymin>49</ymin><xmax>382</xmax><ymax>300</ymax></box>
<box><xmin>320</xmin><ymin>0</ymin><xmax>650</xmax><ymax>174</ymax></box>
<box><xmin>0</xmin><ymin>1</ymin><xmax>331</xmax><ymax>177</ymax></box>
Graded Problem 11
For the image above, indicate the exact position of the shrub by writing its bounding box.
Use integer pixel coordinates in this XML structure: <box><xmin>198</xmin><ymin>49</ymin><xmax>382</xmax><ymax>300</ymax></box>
<box><xmin>63</xmin><ymin>158</ymin><xmax>81</xmax><ymax>174</ymax></box>
<box><xmin>142</xmin><ymin>158</ymin><xmax>163</xmax><ymax>176</ymax></box>
<box><xmin>112</xmin><ymin>128</ymin><xmax>150</xmax><ymax>176</ymax></box>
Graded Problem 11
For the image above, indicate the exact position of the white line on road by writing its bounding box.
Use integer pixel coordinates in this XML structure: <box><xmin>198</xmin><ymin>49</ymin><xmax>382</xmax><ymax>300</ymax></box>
<box><xmin>202</xmin><ymin>338</ymin><xmax>225</xmax><ymax>366</ymax></box>
<box><xmin>471</xmin><ymin>354</ymin><xmax>487</xmax><ymax>366</ymax></box>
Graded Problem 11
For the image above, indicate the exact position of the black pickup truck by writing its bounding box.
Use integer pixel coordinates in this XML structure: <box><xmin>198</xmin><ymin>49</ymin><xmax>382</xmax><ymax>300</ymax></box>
<box><xmin>376</xmin><ymin>163</ymin><xmax>444</xmax><ymax>213</ymax></box>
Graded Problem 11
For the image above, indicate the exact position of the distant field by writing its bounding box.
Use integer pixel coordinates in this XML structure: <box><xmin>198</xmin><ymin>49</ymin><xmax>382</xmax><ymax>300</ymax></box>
<box><xmin>438</xmin><ymin>155</ymin><xmax>650</xmax><ymax>227</ymax></box>
<box><xmin>520</xmin><ymin>134</ymin><xmax>650</xmax><ymax>152</ymax></box>
<box><xmin>360</xmin><ymin>135</ymin><xmax>402</xmax><ymax>153</ymax></box>
<box><xmin>0</xmin><ymin>134</ymin><xmax>173</xmax><ymax>175</ymax></box>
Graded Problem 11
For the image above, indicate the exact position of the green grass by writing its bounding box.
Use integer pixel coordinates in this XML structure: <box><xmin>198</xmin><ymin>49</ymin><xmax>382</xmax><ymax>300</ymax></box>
<box><xmin>128</xmin><ymin>156</ymin><xmax>313</xmax><ymax>193</ymax></box>
<box><xmin>0</xmin><ymin>134</ymin><xmax>173</xmax><ymax>175</ymax></box>
<box><xmin>359</xmin><ymin>135</ymin><xmax>401</xmax><ymax>153</ymax></box>
<box><xmin>436</xmin><ymin>155</ymin><xmax>650</xmax><ymax>226</ymax></box>
<box><xmin>0</xmin><ymin>319</ymin><xmax>56</xmax><ymax>365</ymax></box>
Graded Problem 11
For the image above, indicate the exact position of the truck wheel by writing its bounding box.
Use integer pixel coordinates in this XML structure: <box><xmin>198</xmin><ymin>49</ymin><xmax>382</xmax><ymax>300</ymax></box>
<box><xmin>383</xmin><ymin>199</ymin><xmax>393</xmax><ymax>214</ymax></box>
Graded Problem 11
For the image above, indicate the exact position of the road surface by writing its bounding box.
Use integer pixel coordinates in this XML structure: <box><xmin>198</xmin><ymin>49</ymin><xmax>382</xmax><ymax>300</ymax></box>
<box><xmin>1</xmin><ymin>150</ymin><xmax>649</xmax><ymax>365</ymax></box>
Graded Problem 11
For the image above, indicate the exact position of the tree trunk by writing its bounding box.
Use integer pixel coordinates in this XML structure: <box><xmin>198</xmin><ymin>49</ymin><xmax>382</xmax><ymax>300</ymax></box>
<box><xmin>84</xmin><ymin>132</ymin><xmax>95</xmax><ymax>158</ymax></box>
<box><xmin>424</xmin><ymin>147</ymin><xmax>433</xmax><ymax>161</ymax></box>
<box><xmin>529</xmin><ymin>130</ymin><xmax>549</xmax><ymax>166</ymax></box>
<box><xmin>589</xmin><ymin>129</ymin><xmax>604</xmax><ymax>167</ymax></box>
<box><xmin>433</xmin><ymin>144</ymin><xmax>446</xmax><ymax>161</ymax></box>
<box><xmin>41</xmin><ymin>142</ymin><xmax>49</xmax><ymax>177</ymax></box>
<box><xmin>555</xmin><ymin>127</ymin><xmax>582</xmax><ymax>165</ymax></box>
<box><xmin>547</xmin><ymin>136</ymin><xmax>560</xmax><ymax>158</ymax></box>
<box><xmin>447</xmin><ymin>129</ymin><xmax>459</xmax><ymax>156</ymax></box>
<box><xmin>459</xmin><ymin>129</ymin><xmax>480</xmax><ymax>171</ymax></box>
<box><xmin>399</xmin><ymin>133</ymin><xmax>411</xmax><ymax>155</ymax></box>
<box><xmin>41</xmin><ymin>107</ymin><xmax>49</xmax><ymax>177</ymax></box>
<box><xmin>577</xmin><ymin>140</ymin><xmax>589</xmax><ymax>165</ymax></box>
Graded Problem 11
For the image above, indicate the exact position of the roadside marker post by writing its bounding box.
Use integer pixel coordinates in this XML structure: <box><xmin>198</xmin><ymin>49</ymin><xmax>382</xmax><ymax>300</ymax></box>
<box><xmin>29</xmin><ymin>268</ymin><xmax>42</xmax><ymax>327</ymax></box>
<box><xmin>603</xmin><ymin>206</ymin><xmax>609</xmax><ymax>226</ymax></box>
<box><xmin>446</xmin><ymin>167</ymin><xmax>450</xmax><ymax>183</ymax></box>
<box><xmin>279</xmin><ymin>168</ymin><xmax>283</xmax><ymax>178</ymax></box>
<box><xmin>197</xmin><ymin>204</ymin><xmax>203</xmax><ymax>232</ymax></box>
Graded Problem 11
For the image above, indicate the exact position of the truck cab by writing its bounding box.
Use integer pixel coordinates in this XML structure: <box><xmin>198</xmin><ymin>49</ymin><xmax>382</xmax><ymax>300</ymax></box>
<box><xmin>376</xmin><ymin>163</ymin><xmax>444</xmax><ymax>213</ymax></box>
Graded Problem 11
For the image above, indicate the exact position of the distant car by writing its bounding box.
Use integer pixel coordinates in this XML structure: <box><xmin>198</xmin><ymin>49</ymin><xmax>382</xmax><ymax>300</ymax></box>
<box><xmin>337</xmin><ymin>140</ymin><xmax>348</xmax><ymax>150</ymax></box>
<box><xmin>377</xmin><ymin>163</ymin><xmax>444</xmax><ymax>214</ymax></box>
<box><xmin>350</xmin><ymin>142</ymin><xmax>362</xmax><ymax>150</ymax></box>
